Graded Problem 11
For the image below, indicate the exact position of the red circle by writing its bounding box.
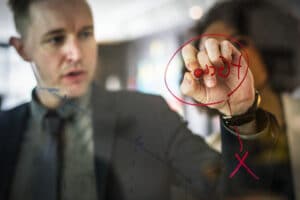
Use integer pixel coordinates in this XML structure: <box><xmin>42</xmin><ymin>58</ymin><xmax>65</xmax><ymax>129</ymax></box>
<box><xmin>164</xmin><ymin>33</ymin><xmax>249</xmax><ymax>106</ymax></box>
<box><xmin>193</xmin><ymin>68</ymin><xmax>203</xmax><ymax>78</ymax></box>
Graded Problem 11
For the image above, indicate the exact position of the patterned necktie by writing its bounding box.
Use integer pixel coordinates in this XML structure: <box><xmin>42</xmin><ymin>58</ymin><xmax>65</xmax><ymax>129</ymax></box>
<box><xmin>33</xmin><ymin>111</ymin><xmax>65</xmax><ymax>200</ymax></box>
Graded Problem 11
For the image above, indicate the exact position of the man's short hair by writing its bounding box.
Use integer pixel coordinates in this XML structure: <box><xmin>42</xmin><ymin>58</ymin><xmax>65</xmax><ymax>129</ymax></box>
<box><xmin>7</xmin><ymin>0</ymin><xmax>40</xmax><ymax>37</ymax></box>
<box><xmin>8</xmin><ymin>0</ymin><xmax>91</xmax><ymax>38</ymax></box>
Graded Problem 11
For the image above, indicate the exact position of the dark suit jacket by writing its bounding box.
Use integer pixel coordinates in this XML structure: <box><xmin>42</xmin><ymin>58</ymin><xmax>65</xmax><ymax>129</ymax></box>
<box><xmin>0</xmin><ymin>85</ymin><xmax>294</xmax><ymax>200</ymax></box>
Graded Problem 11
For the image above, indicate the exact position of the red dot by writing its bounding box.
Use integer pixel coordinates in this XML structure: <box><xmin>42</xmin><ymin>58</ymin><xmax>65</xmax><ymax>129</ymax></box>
<box><xmin>193</xmin><ymin>68</ymin><xmax>203</xmax><ymax>78</ymax></box>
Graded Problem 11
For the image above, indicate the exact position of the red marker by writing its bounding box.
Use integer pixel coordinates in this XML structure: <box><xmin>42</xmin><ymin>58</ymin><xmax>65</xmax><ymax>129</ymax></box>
<box><xmin>193</xmin><ymin>68</ymin><xmax>203</xmax><ymax>79</ymax></box>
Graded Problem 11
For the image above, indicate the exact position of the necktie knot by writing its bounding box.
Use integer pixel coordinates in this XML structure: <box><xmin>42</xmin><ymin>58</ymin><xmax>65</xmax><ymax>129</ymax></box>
<box><xmin>44</xmin><ymin>111</ymin><xmax>65</xmax><ymax>138</ymax></box>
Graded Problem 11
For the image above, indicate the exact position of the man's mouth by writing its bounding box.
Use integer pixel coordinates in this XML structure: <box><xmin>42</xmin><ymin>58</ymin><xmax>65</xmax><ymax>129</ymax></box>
<box><xmin>67</xmin><ymin>71</ymin><xmax>83</xmax><ymax>76</ymax></box>
<box><xmin>62</xmin><ymin>70</ymin><xmax>87</xmax><ymax>82</ymax></box>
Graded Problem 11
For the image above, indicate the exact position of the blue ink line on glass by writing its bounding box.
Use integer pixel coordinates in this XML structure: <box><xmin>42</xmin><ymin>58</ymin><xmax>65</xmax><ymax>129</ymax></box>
<box><xmin>36</xmin><ymin>87</ymin><xmax>85</xmax><ymax>113</ymax></box>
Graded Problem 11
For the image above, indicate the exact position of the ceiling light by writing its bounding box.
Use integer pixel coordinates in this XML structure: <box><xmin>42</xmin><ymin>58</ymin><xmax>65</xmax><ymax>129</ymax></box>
<box><xmin>189</xmin><ymin>5</ymin><xmax>203</xmax><ymax>20</ymax></box>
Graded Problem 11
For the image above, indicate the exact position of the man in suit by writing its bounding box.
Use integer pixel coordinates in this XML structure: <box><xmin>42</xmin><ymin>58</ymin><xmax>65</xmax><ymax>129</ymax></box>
<box><xmin>0</xmin><ymin>0</ymin><xmax>292</xmax><ymax>199</ymax></box>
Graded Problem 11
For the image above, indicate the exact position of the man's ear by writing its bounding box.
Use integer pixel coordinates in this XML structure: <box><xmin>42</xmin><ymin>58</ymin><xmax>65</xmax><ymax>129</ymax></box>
<box><xmin>9</xmin><ymin>37</ymin><xmax>32</xmax><ymax>62</ymax></box>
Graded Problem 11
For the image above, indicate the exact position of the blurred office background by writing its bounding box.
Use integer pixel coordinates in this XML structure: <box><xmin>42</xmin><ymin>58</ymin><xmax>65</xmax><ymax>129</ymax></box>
<box><xmin>0</xmin><ymin>0</ymin><xmax>299</xmax><ymax>138</ymax></box>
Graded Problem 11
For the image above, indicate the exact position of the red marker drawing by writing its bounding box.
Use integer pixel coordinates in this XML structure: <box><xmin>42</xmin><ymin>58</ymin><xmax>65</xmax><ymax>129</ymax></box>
<box><xmin>193</xmin><ymin>68</ymin><xmax>204</xmax><ymax>79</ymax></box>
<box><xmin>192</xmin><ymin>55</ymin><xmax>243</xmax><ymax>81</ymax></box>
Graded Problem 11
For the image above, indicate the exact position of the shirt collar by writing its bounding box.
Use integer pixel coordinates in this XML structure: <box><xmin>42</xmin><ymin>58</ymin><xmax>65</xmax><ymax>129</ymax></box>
<box><xmin>30</xmin><ymin>86</ymin><xmax>91</xmax><ymax>123</ymax></box>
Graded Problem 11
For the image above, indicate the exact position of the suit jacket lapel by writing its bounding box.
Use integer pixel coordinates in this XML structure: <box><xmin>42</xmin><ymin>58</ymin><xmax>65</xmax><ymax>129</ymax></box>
<box><xmin>91</xmin><ymin>84</ymin><xmax>117</xmax><ymax>199</ymax></box>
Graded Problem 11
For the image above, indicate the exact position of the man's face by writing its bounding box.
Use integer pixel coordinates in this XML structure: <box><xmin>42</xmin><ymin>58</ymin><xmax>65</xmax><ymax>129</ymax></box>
<box><xmin>23</xmin><ymin>0</ymin><xmax>97</xmax><ymax>98</ymax></box>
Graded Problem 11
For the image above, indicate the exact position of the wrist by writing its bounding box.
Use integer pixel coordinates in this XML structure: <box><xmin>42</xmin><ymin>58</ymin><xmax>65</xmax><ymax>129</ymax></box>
<box><xmin>221</xmin><ymin>91</ymin><xmax>261</xmax><ymax>126</ymax></box>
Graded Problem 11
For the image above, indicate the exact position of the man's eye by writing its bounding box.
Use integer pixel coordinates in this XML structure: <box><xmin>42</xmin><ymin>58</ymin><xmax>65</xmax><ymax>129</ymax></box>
<box><xmin>79</xmin><ymin>31</ymin><xmax>93</xmax><ymax>39</ymax></box>
<box><xmin>48</xmin><ymin>36</ymin><xmax>65</xmax><ymax>45</ymax></box>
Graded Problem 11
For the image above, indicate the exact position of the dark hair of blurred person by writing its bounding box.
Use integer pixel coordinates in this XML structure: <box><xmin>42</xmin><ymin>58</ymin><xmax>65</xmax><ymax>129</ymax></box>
<box><xmin>181</xmin><ymin>0</ymin><xmax>300</xmax><ymax>198</ymax></box>
<box><xmin>188</xmin><ymin>0</ymin><xmax>300</xmax><ymax>127</ymax></box>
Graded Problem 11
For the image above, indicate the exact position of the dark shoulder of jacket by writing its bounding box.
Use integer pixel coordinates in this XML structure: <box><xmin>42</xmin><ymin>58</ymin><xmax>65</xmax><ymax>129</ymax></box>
<box><xmin>0</xmin><ymin>103</ymin><xmax>30</xmax><ymax>199</ymax></box>
<box><xmin>0</xmin><ymin>103</ymin><xmax>30</xmax><ymax>134</ymax></box>
<box><xmin>107</xmin><ymin>90</ymin><xmax>186</xmax><ymax>131</ymax></box>
<box><xmin>91</xmin><ymin>82</ymin><xmax>172</xmax><ymax>114</ymax></box>
<box><xmin>108</xmin><ymin>90</ymin><xmax>170</xmax><ymax>113</ymax></box>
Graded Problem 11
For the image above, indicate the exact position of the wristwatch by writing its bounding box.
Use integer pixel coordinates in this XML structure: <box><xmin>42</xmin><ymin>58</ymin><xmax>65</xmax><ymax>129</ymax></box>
<box><xmin>222</xmin><ymin>91</ymin><xmax>261</xmax><ymax>126</ymax></box>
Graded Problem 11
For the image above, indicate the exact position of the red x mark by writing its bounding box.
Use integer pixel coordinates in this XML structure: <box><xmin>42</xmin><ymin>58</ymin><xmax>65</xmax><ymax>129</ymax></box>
<box><xmin>229</xmin><ymin>151</ymin><xmax>259</xmax><ymax>180</ymax></box>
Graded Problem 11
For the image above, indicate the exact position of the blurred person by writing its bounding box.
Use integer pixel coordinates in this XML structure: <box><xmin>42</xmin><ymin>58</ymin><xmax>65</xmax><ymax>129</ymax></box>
<box><xmin>183</xmin><ymin>0</ymin><xmax>300</xmax><ymax>198</ymax></box>
<box><xmin>0</xmin><ymin>0</ymin><xmax>292</xmax><ymax>200</ymax></box>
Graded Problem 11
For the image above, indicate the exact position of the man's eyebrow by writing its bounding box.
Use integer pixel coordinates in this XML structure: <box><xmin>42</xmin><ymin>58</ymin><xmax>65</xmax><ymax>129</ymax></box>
<box><xmin>80</xmin><ymin>25</ymin><xmax>94</xmax><ymax>31</ymax></box>
<box><xmin>42</xmin><ymin>26</ymin><xmax>94</xmax><ymax>38</ymax></box>
<box><xmin>43</xmin><ymin>29</ymin><xmax>65</xmax><ymax>37</ymax></box>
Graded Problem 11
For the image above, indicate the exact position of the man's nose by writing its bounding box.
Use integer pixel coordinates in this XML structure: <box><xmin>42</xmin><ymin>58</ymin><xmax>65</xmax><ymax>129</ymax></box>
<box><xmin>65</xmin><ymin>38</ymin><xmax>82</xmax><ymax>63</ymax></box>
